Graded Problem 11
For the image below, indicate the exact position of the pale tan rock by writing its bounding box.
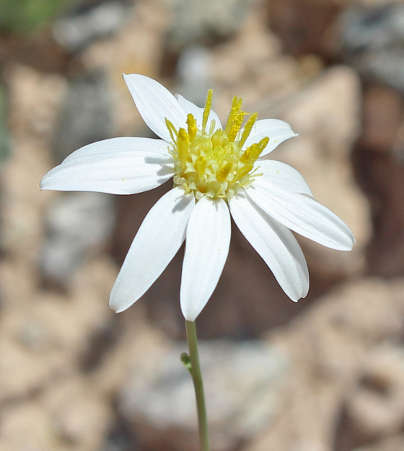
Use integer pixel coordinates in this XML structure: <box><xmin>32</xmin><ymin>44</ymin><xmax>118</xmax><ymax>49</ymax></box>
<box><xmin>82</xmin><ymin>0</ymin><xmax>170</xmax><ymax>135</ymax></box>
<box><xmin>2</xmin><ymin>65</ymin><xmax>66</xmax><ymax>256</ymax></box>
<box><xmin>120</xmin><ymin>341</ymin><xmax>288</xmax><ymax>451</ymax></box>
<box><xmin>340</xmin><ymin>346</ymin><xmax>404</xmax><ymax>446</ymax></box>
<box><xmin>0</xmin><ymin>402</ymin><xmax>55</xmax><ymax>451</ymax></box>
<box><xmin>246</xmin><ymin>278</ymin><xmax>404</xmax><ymax>451</ymax></box>
<box><xmin>210</xmin><ymin>6</ymin><xmax>319</xmax><ymax>117</ymax></box>
<box><xmin>45</xmin><ymin>379</ymin><xmax>110</xmax><ymax>448</ymax></box>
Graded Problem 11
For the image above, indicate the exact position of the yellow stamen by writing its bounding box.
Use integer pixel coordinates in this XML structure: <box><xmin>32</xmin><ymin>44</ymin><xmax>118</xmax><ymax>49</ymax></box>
<box><xmin>237</xmin><ymin>163</ymin><xmax>254</xmax><ymax>179</ymax></box>
<box><xmin>217</xmin><ymin>162</ymin><xmax>233</xmax><ymax>182</ymax></box>
<box><xmin>187</xmin><ymin>113</ymin><xmax>197</xmax><ymax>141</ymax></box>
<box><xmin>177</xmin><ymin>128</ymin><xmax>189</xmax><ymax>165</ymax></box>
<box><xmin>202</xmin><ymin>89</ymin><xmax>213</xmax><ymax>134</ymax></box>
<box><xmin>225</xmin><ymin>96</ymin><xmax>247</xmax><ymax>142</ymax></box>
<box><xmin>239</xmin><ymin>112</ymin><xmax>258</xmax><ymax>148</ymax></box>
<box><xmin>241</xmin><ymin>137</ymin><xmax>269</xmax><ymax>163</ymax></box>
<box><xmin>165</xmin><ymin>118</ymin><xmax>177</xmax><ymax>143</ymax></box>
<box><xmin>168</xmin><ymin>90</ymin><xmax>269</xmax><ymax>200</ymax></box>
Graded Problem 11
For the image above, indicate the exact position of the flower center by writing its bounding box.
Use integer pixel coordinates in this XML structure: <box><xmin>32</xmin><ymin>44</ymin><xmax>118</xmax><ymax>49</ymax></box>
<box><xmin>166</xmin><ymin>90</ymin><xmax>268</xmax><ymax>200</ymax></box>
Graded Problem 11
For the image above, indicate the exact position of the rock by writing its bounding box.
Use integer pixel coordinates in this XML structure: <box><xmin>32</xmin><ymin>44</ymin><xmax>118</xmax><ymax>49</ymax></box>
<box><xmin>44</xmin><ymin>379</ymin><xmax>111</xmax><ymax>449</ymax></box>
<box><xmin>53</xmin><ymin>0</ymin><xmax>132</xmax><ymax>53</ymax></box>
<box><xmin>352</xmin><ymin>435</ymin><xmax>404</xmax><ymax>451</ymax></box>
<box><xmin>166</xmin><ymin>0</ymin><xmax>252</xmax><ymax>52</ymax></box>
<box><xmin>356</xmin><ymin>84</ymin><xmax>403</xmax><ymax>154</ymax></box>
<box><xmin>245</xmin><ymin>278</ymin><xmax>404</xmax><ymax>451</ymax></box>
<box><xmin>80</xmin><ymin>0</ymin><xmax>168</xmax><ymax>101</ymax></box>
<box><xmin>176</xmin><ymin>46</ymin><xmax>211</xmax><ymax>107</ymax></box>
<box><xmin>40</xmin><ymin>192</ymin><xmax>115</xmax><ymax>290</ymax></box>
<box><xmin>209</xmin><ymin>8</ymin><xmax>305</xmax><ymax>108</ymax></box>
<box><xmin>335</xmin><ymin>346</ymin><xmax>404</xmax><ymax>450</ymax></box>
<box><xmin>340</xmin><ymin>4</ymin><xmax>404</xmax><ymax>93</ymax></box>
<box><xmin>78</xmin><ymin>316</ymin><xmax>121</xmax><ymax>372</ymax></box>
<box><xmin>100</xmin><ymin>420</ymin><xmax>135</xmax><ymax>451</ymax></box>
<box><xmin>266</xmin><ymin>0</ymin><xmax>344</xmax><ymax>58</ymax></box>
<box><xmin>0</xmin><ymin>402</ymin><xmax>51</xmax><ymax>451</ymax></box>
<box><xmin>4</xmin><ymin>65</ymin><xmax>66</xmax><ymax>140</ymax></box>
<box><xmin>352</xmin><ymin>83</ymin><xmax>404</xmax><ymax>276</ymax></box>
<box><xmin>16</xmin><ymin>320</ymin><xmax>50</xmax><ymax>352</ymax></box>
<box><xmin>52</xmin><ymin>68</ymin><xmax>114</xmax><ymax>163</ymax></box>
<box><xmin>119</xmin><ymin>341</ymin><xmax>288</xmax><ymax>451</ymax></box>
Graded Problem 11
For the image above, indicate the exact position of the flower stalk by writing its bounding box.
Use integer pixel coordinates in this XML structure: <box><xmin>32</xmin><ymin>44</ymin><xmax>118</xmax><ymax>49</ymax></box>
<box><xmin>184</xmin><ymin>320</ymin><xmax>209</xmax><ymax>451</ymax></box>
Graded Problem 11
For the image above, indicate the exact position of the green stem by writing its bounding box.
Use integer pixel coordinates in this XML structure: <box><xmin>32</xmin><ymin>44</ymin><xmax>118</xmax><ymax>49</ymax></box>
<box><xmin>185</xmin><ymin>320</ymin><xmax>210</xmax><ymax>451</ymax></box>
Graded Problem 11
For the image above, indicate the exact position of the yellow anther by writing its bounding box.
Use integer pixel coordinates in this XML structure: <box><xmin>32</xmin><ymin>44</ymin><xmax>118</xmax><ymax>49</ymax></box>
<box><xmin>187</xmin><ymin>113</ymin><xmax>197</xmax><ymax>140</ymax></box>
<box><xmin>240</xmin><ymin>145</ymin><xmax>255</xmax><ymax>163</ymax></box>
<box><xmin>239</xmin><ymin>112</ymin><xmax>258</xmax><ymax>148</ymax></box>
<box><xmin>237</xmin><ymin>163</ymin><xmax>253</xmax><ymax>179</ymax></box>
<box><xmin>225</xmin><ymin>96</ymin><xmax>246</xmax><ymax>142</ymax></box>
<box><xmin>211</xmin><ymin>129</ymin><xmax>225</xmax><ymax>148</ymax></box>
<box><xmin>241</xmin><ymin>137</ymin><xmax>269</xmax><ymax>163</ymax></box>
<box><xmin>165</xmin><ymin>118</ymin><xmax>177</xmax><ymax>143</ymax></box>
<box><xmin>216</xmin><ymin>162</ymin><xmax>232</xmax><ymax>182</ymax></box>
<box><xmin>257</xmin><ymin>136</ymin><xmax>269</xmax><ymax>154</ymax></box>
<box><xmin>202</xmin><ymin>89</ymin><xmax>213</xmax><ymax>134</ymax></box>
<box><xmin>177</xmin><ymin>128</ymin><xmax>190</xmax><ymax>164</ymax></box>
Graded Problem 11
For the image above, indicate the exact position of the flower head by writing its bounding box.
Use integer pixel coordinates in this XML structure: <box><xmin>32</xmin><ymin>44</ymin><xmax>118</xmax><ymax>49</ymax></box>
<box><xmin>41</xmin><ymin>74</ymin><xmax>354</xmax><ymax>321</ymax></box>
<box><xmin>169</xmin><ymin>90</ymin><xmax>267</xmax><ymax>200</ymax></box>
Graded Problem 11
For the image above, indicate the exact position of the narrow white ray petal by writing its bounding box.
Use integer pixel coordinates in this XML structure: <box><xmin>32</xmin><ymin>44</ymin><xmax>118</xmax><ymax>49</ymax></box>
<box><xmin>124</xmin><ymin>74</ymin><xmax>187</xmax><ymax>142</ymax></box>
<box><xmin>110</xmin><ymin>187</ymin><xmax>195</xmax><ymax>313</ymax></box>
<box><xmin>242</xmin><ymin>119</ymin><xmax>298</xmax><ymax>157</ymax></box>
<box><xmin>176</xmin><ymin>94</ymin><xmax>222</xmax><ymax>130</ymax></box>
<box><xmin>180</xmin><ymin>197</ymin><xmax>231</xmax><ymax>321</ymax></box>
<box><xmin>229</xmin><ymin>192</ymin><xmax>309</xmax><ymax>301</ymax></box>
<box><xmin>247</xmin><ymin>185</ymin><xmax>355</xmax><ymax>251</ymax></box>
<box><xmin>41</xmin><ymin>138</ymin><xmax>173</xmax><ymax>194</ymax></box>
<box><xmin>63</xmin><ymin>137</ymin><xmax>170</xmax><ymax>163</ymax></box>
<box><xmin>254</xmin><ymin>160</ymin><xmax>312</xmax><ymax>195</ymax></box>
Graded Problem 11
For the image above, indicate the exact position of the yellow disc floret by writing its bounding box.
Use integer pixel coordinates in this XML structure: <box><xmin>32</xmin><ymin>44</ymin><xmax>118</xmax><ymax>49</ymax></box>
<box><xmin>167</xmin><ymin>90</ymin><xmax>269</xmax><ymax>200</ymax></box>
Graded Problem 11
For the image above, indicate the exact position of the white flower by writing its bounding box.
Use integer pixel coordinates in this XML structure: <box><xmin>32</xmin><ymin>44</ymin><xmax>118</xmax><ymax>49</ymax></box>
<box><xmin>41</xmin><ymin>74</ymin><xmax>354</xmax><ymax>321</ymax></box>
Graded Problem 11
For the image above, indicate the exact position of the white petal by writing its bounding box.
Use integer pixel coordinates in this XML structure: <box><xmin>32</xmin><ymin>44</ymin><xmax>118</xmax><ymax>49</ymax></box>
<box><xmin>110</xmin><ymin>187</ymin><xmax>195</xmax><ymax>313</ymax></box>
<box><xmin>254</xmin><ymin>160</ymin><xmax>312</xmax><ymax>195</ymax></box>
<box><xmin>247</xmin><ymin>185</ymin><xmax>355</xmax><ymax>251</ymax></box>
<box><xmin>63</xmin><ymin>137</ymin><xmax>170</xmax><ymax>163</ymax></box>
<box><xmin>242</xmin><ymin>119</ymin><xmax>298</xmax><ymax>157</ymax></box>
<box><xmin>230</xmin><ymin>192</ymin><xmax>309</xmax><ymax>301</ymax></box>
<box><xmin>41</xmin><ymin>137</ymin><xmax>173</xmax><ymax>194</ymax></box>
<box><xmin>176</xmin><ymin>94</ymin><xmax>222</xmax><ymax>131</ymax></box>
<box><xmin>180</xmin><ymin>197</ymin><xmax>231</xmax><ymax>321</ymax></box>
<box><xmin>124</xmin><ymin>74</ymin><xmax>187</xmax><ymax>141</ymax></box>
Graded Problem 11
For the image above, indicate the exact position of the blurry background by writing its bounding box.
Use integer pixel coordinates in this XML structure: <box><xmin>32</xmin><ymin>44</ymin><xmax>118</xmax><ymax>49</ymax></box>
<box><xmin>0</xmin><ymin>0</ymin><xmax>404</xmax><ymax>450</ymax></box>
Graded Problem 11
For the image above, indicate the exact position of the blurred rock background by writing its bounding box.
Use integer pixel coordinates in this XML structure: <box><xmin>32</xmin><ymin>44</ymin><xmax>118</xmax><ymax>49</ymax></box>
<box><xmin>0</xmin><ymin>0</ymin><xmax>404</xmax><ymax>450</ymax></box>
